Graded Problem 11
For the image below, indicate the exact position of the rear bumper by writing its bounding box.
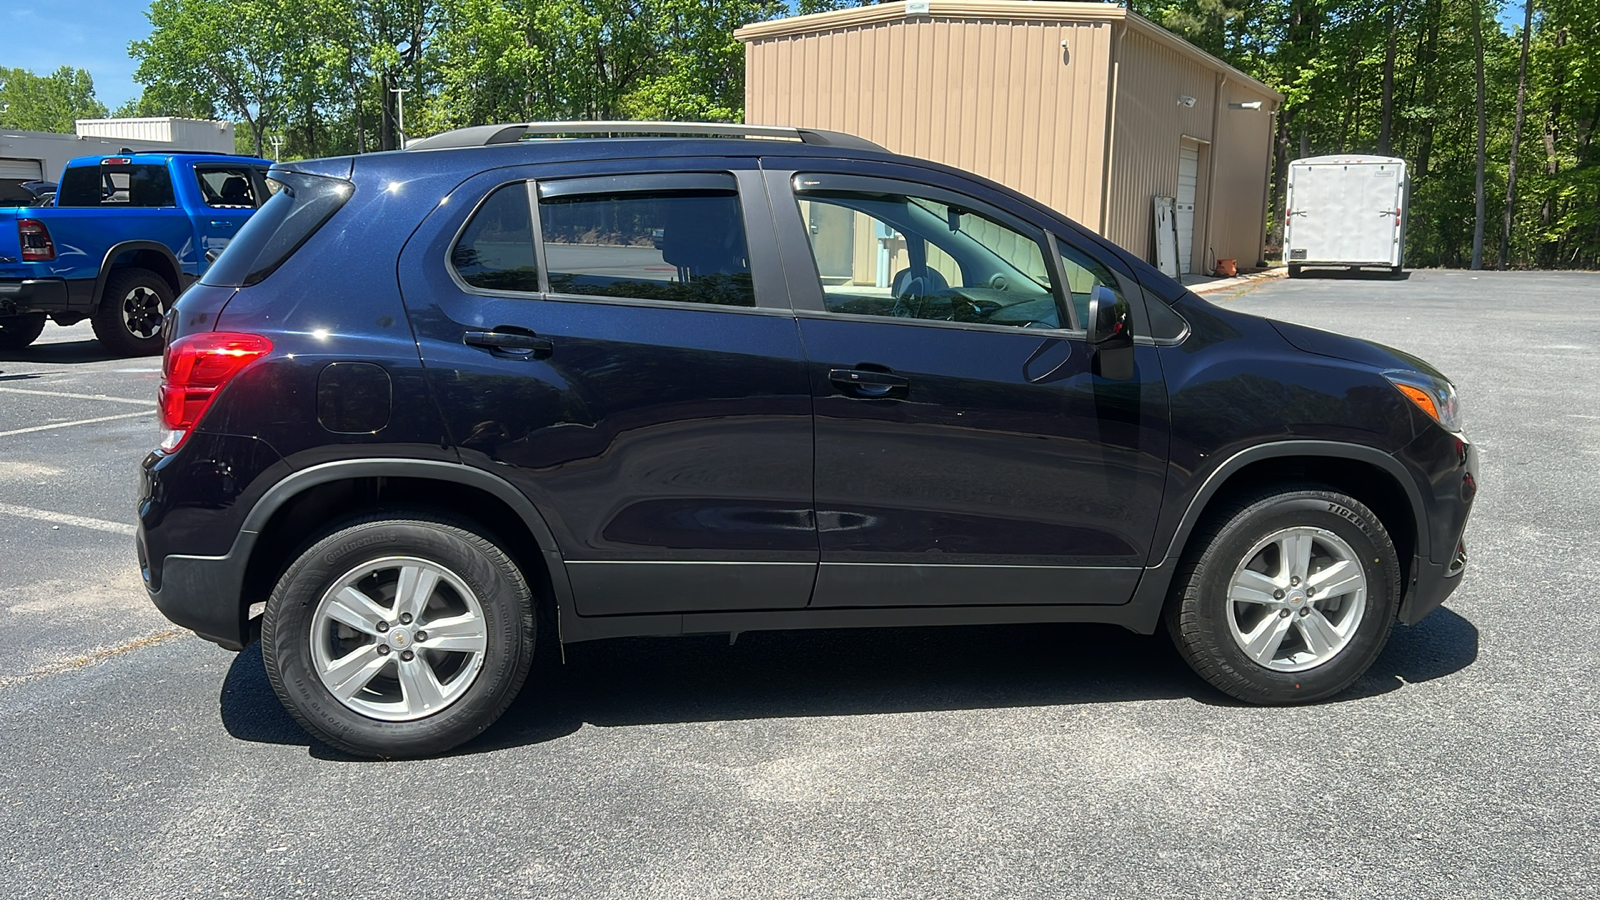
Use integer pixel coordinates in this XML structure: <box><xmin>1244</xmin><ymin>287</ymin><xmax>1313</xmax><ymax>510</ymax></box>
<box><xmin>142</xmin><ymin>543</ymin><xmax>253</xmax><ymax>651</ymax></box>
<box><xmin>0</xmin><ymin>278</ymin><xmax>71</xmax><ymax>315</ymax></box>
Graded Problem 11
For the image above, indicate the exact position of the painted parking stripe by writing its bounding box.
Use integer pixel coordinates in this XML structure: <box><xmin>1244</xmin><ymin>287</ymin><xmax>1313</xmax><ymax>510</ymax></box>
<box><xmin>0</xmin><ymin>502</ymin><xmax>137</xmax><ymax>535</ymax></box>
<box><xmin>0</xmin><ymin>411</ymin><xmax>152</xmax><ymax>439</ymax></box>
<box><xmin>0</xmin><ymin>386</ymin><xmax>154</xmax><ymax>406</ymax></box>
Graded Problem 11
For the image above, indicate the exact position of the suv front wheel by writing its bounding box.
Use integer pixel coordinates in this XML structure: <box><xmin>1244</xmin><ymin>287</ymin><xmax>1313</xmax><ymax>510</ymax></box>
<box><xmin>1166</xmin><ymin>487</ymin><xmax>1402</xmax><ymax>704</ymax></box>
<box><xmin>262</xmin><ymin>514</ymin><xmax>535</xmax><ymax>758</ymax></box>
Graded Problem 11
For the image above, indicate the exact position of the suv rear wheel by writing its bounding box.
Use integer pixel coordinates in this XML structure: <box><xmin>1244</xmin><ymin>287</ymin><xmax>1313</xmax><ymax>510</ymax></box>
<box><xmin>92</xmin><ymin>267</ymin><xmax>173</xmax><ymax>356</ymax></box>
<box><xmin>1166</xmin><ymin>487</ymin><xmax>1401</xmax><ymax>704</ymax></box>
<box><xmin>261</xmin><ymin>514</ymin><xmax>535</xmax><ymax>758</ymax></box>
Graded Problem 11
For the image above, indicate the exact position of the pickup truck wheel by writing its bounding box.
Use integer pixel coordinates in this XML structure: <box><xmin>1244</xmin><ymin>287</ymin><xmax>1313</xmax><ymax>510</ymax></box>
<box><xmin>92</xmin><ymin>268</ymin><xmax>172</xmax><ymax>356</ymax></box>
<box><xmin>0</xmin><ymin>314</ymin><xmax>47</xmax><ymax>351</ymax></box>
<box><xmin>1165</xmin><ymin>487</ymin><xmax>1401</xmax><ymax>705</ymax></box>
<box><xmin>261</xmin><ymin>514</ymin><xmax>536</xmax><ymax>759</ymax></box>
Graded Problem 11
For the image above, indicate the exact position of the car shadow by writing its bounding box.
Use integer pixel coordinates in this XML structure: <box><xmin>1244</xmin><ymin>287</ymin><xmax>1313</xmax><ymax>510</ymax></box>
<box><xmin>1291</xmin><ymin>268</ymin><xmax>1411</xmax><ymax>281</ymax></box>
<box><xmin>0</xmin><ymin>339</ymin><xmax>126</xmax><ymax>364</ymax></box>
<box><xmin>219</xmin><ymin>608</ymin><xmax>1479</xmax><ymax>759</ymax></box>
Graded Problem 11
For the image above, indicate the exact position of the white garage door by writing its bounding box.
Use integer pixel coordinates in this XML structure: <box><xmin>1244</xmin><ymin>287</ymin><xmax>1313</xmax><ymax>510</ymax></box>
<box><xmin>1176</xmin><ymin>140</ymin><xmax>1199</xmax><ymax>275</ymax></box>
<box><xmin>0</xmin><ymin>158</ymin><xmax>44</xmax><ymax>181</ymax></box>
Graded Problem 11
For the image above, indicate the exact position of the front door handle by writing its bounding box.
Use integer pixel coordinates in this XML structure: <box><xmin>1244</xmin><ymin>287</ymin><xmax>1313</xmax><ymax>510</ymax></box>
<box><xmin>828</xmin><ymin>367</ymin><xmax>908</xmax><ymax>398</ymax></box>
<box><xmin>464</xmin><ymin>329</ymin><xmax>554</xmax><ymax>358</ymax></box>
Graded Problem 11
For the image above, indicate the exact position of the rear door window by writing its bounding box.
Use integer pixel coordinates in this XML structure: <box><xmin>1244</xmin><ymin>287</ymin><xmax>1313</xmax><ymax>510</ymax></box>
<box><xmin>195</xmin><ymin>166</ymin><xmax>265</xmax><ymax>208</ymax></box>
<box><xmin>537</xmin><ymin>174</ymin><xmax>755</xmax><ymax>308</ymax></box>
<box><xmin>57</xmin><ymin>163</ymin><xmax>176</xmax><ymax>207</ymax></box>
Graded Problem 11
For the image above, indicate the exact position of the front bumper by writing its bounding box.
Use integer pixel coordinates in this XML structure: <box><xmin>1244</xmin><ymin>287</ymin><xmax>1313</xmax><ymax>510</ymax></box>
<box><xmin>0</xmin><ymin>278</ymin><xmax>70</xmax><ymax>315</ymax></box>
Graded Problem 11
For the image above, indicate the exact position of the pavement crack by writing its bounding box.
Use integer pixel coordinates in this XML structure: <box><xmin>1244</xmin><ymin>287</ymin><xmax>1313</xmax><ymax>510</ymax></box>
<box><xmin>0</xmin><ymin>629</ymin><xmax>184</xmax><ymax>690</ymax></box>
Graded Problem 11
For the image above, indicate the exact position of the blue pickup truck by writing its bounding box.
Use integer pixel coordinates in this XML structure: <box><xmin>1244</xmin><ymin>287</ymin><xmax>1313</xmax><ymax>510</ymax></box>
<box><xmin>0</xmin><ymin>152</ymin><xmax>273</xmax><ymax>355</ymax></box>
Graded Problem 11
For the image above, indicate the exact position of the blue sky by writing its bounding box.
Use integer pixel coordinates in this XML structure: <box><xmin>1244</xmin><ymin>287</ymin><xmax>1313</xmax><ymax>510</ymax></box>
<box><xmin>3</xmin><ymin>1</ymin><xmax>1530</xmax><ymax>118</ymax></box>
<box><xmin>3</xmin><ymin>2</ymin><xmax>153</xmax><ymax>112</ymax></box>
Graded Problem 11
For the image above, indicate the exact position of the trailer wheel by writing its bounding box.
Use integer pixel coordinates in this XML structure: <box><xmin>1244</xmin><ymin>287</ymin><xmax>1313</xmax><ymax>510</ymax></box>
<box><xmin>1287</xmin><ymin>265</ymin><xmax>1303</xmax><ymax>278</ymax></box>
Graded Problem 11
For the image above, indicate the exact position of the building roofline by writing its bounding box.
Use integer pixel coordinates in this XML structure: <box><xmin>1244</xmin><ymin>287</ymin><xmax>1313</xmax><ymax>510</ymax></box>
<box><xmin>735</xmin><ymin>1</ymin><xmax>1282</xmax><ymax>103</ymax></box>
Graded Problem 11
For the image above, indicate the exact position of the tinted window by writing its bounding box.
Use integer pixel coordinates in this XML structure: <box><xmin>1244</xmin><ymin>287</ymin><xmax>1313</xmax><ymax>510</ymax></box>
<box><xmin>539</xmin><ymin>190</ymin><xmax>754</xmax><ymax>307</ymax></box>
<box><xmin>798</xmin><ymin>190</ymin><xmax>1060</xmax><ymax>329</ymax></box>
<box><xmin>201</xmin><ymin>170</ymin><xmax>352</xmax><ymax>287</ymax></box>
<box><xmin>58</xmin><ymin>164</ymin><xmax>175</xmax><ymax>208</ymax></box>
<box><xmin>451</xmin><ymin>184</ymin><xmax>538</xmax><ymax>293</ymax></box>
<box><xmin>1057</xmin><ymin>239</ymin><xmax>1124</xmax><ymax>330</ymax></box>
<box><xmin>195</xmin><ymin>166</ymin><xmax>263</xmax><ymax>208</ymax></box>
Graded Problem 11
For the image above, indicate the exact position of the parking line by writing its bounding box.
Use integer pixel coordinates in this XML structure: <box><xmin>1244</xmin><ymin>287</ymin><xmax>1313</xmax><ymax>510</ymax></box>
<box><xmin>0</xmin><ymin>411</ymin><xmax>152</xmax><ymax>439</ymax></box>
<box><xmin>0</xmin><ymin>386</ymin><xmax>154</xmax><ymax>406</ymax></box>
<box><xmin>0</xmin><ymin>502</ymin><xmax>137</xmax><ymax>535</ymax></box>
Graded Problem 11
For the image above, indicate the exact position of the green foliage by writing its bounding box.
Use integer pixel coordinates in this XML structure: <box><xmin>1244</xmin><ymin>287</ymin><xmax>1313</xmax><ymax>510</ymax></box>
<box><xmin>0</xmin><ymin>66</ymin><xmax>109</xmax><ymax>132</ymax></box>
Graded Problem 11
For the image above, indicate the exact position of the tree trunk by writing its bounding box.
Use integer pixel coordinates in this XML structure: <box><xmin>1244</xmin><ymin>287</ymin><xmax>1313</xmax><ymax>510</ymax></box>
<box><xmin>1540</xmin><ymin>28</ymin><xmax>1566</xmax><ymax>268</ymax></box>
<box><xmin>1470</xmin><ymin>5</ymin><xmax>1486</xmax><ymax>270</ymax></box>
<box><xmin>1414</xmin><ymin>0</ymin><xmax>1442</xmax><ymax>178</ymax></box>
<box><xmin>1378</xmin><ymin>2</ymin><xmax>1400</xmax><ymax>154</ymax></box>
<box><xmin>1499</xmin><ymin>1</ymin><xmax>1535</xmax><ymax>269</ymax></box>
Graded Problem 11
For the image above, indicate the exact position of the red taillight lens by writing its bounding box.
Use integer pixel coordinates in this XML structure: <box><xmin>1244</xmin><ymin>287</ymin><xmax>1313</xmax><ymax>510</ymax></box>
<box><xmin>157</xmin><ymin>332</ymin><xmax>272</xmax><ymax>451</ymax></box>
<box><xmin>18</xmin><ymin>219</ymin><xmax>56</xmax><ymax>262</ymax></box>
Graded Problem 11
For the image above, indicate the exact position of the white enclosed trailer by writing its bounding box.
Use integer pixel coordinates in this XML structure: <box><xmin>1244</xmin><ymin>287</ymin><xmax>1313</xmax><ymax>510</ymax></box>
<box><xmin>1283</xmin><ymin>155</ymin><xmax>1408</xmax><ymax>276</ymax></box>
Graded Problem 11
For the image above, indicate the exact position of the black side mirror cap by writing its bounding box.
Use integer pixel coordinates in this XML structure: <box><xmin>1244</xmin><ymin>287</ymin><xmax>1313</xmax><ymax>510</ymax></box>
<box><xmin>1086</xmin><ymin>285</ymin><xmax>1135</xmax><ymax>380</ymax></box>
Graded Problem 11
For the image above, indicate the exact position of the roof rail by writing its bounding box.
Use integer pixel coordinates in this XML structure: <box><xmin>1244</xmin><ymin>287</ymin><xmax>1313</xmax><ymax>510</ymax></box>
<box><xmin>405</xmin><ymin>121</ymin><xmax>887</xmax><ymax>153</ymax></box>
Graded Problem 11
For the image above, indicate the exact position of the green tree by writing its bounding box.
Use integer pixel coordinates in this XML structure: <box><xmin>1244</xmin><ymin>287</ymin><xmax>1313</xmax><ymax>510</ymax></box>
<box><xmin>0</xmin><ymin>66</ymin><xmax>108</xmax><ymax>132</ymax></box>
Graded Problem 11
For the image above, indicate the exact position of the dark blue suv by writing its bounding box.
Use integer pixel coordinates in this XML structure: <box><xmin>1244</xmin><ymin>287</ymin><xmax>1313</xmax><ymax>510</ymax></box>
<box><xmin>139</xmin><ymin>123</ymin><xmax>1476</xmax><ymax>758</ymax></box>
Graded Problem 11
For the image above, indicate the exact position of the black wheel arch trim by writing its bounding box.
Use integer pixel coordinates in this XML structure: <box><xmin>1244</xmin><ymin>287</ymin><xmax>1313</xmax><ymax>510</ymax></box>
<box><xmin>210</xmin><ymin>458</ymin><xmax>574</xmax><ymax>649</ymax></box>
<box><xmin>1161</xmin><ymin>440</ymin><xmax>1429</xmax><ymax>565</ymax></box>
<box><xmin>94</xmin><ymin>241</ymin><xmax>185</xmax><ymax>305</ymax></box>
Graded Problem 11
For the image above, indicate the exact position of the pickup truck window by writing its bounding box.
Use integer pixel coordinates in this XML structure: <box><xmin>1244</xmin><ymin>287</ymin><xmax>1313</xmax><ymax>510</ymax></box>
<box><xmin>195</xmin><ymin>167</ymin><xmax>262</xmax><ymax>209</ymax></box>
<box><xmin>58</xmin><ymin>164</ymin><xmax>176</xmax><ymax>208</ymax></box>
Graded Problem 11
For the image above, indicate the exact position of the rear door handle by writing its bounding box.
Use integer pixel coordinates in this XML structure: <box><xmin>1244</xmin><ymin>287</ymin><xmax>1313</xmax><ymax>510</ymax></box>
<box><xmin>828</xmin><ymin>367</ymin><xmax>908</xmax><ymax>397</ymax></box>
<box><xmin>464</xmin><ymin>330</ymin><xmax>554</xmax><ymax>358</ymax></box>
<box><xmin>209</xmin><ymin>220</ymin><xmax>236</xmax><ymax>229</ymax></box>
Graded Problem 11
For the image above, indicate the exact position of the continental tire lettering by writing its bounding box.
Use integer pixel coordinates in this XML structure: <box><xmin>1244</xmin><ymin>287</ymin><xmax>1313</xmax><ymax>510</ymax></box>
<box><xmin>1325</xmin><ymin>503</ymin><xmax>1372</xmax><ymax>535</ymax></box>
<box><xmin>324</xmin><ymin>531</ymin><xmax>400</xmax><ymax>564</ymax></box>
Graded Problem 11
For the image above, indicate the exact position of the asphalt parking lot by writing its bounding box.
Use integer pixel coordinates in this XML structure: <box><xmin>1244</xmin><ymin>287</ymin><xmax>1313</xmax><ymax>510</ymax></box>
<box><xmin>1</xmin><ymin>270</ymin><xmax>1596</xmax><ymax>898</ymax></box>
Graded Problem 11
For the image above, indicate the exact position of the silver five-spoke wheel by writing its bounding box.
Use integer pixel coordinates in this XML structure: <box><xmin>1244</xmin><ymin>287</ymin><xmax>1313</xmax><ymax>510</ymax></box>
<box><xmin>1225</xmin><ymin>526</ymin><xmax>1368</xmax><ymax>672</ymax></box>
<box><xmin>311</xmin><ymin>556</ymin><xmax>489</xmax><ymax>721</ymax></box>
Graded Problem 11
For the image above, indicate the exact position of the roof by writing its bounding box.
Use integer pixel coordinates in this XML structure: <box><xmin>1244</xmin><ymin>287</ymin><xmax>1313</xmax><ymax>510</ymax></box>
<box><xmin>1292</xmin><ymin>155</ymin><xmax>1406</xmax><ymax>166</ymax></box>
<box><xmin>734</xmin><ymin>0</ymin><xmax>1283</xmax><ymax>103</ymax></box>
<box><xmin>62</xmin><ymin>152</ymin><xmax>271</xmax><ymax>167</ymax></box>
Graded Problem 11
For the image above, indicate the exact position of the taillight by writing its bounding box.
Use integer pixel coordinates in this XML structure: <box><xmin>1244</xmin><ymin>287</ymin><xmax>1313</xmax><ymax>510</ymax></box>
<box><xmin>158</xmin><ymin>332</ymin><xmax>272</xmax><ymax>452</ymax></box>
<box><xmin>18</xmin><ymin>219</ymin><xmax>55</xmax><ymax>262</ymax></box>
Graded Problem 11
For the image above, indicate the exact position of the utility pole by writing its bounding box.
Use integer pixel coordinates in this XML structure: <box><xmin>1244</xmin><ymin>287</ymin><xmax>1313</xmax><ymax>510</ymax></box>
<box><xmin>390</xmin><ymin>86</ymin><xmax>410</xmax><ymax>148</ymax></box>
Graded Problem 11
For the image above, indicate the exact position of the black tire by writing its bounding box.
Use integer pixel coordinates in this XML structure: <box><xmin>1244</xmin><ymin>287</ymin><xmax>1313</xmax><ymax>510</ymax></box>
<box><xmin>0</xmin><ymin>314</ymin><xmax>47</xmax><ymax>351</ymax></box>
<box><xmin>1165</xmin><ymin>486</ymin><xmax>1401</xmax><ymax>704</ymax></box>
<box><xmin>1287</xmin><ymin>264</ymin><xmax>1303</xmax><ymax>278</ymax></box>
<box><xmin>261</xmin><ymin>513</ymin><xmax>536</xmax><ymax>758</ymax></box>
<box><xmin>92</xmin><ymin>267</ymin><xmax>173</xmax><ymax>356</ymax></box>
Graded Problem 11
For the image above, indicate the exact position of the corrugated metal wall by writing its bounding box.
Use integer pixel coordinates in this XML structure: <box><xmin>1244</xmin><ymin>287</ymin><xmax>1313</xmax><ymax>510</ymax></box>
<box><xmin>1106</xmin><ymin>29</ymin><xmax>1277</xmax><ymax>267</ymax></box>
<box><xmin>744</xmin><ymin>13</ymin><xmax>1114</xmax><ymax>226</ymax></box>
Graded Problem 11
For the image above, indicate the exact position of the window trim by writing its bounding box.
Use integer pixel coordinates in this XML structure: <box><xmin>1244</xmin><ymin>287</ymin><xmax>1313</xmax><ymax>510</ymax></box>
<box><xmin>786</xmin><ymin>172</ymin><xmax>1075</xmax><ymax>333</ymax></box>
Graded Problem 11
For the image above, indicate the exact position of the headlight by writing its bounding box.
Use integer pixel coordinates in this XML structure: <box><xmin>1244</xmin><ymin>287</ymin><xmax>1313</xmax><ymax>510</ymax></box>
<box><xmin>1384</xmin><ymin>369</ymin><xmax>1462</xmax><ymax>432</ymax></box>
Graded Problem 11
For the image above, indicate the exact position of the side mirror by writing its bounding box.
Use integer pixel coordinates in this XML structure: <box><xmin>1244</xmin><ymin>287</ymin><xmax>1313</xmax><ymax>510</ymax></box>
<box><xmin>1086</xmin><ymin>285</ymin><xmax>1134</xmax><ymax>380</ymax></box>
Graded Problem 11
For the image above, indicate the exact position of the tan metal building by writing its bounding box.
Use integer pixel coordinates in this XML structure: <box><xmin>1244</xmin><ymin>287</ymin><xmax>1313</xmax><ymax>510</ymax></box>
<box><xmin>736</xmin><ymin>1</ymin><xmax>1283</xmax><ymax>273</ymax></box>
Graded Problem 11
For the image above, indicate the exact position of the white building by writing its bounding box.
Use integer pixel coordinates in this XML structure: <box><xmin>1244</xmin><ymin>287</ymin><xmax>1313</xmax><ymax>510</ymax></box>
<box><xmin>0</xmin><ymin>117</ymin><xmax>237</xmax><ymax>200</ymax></box>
